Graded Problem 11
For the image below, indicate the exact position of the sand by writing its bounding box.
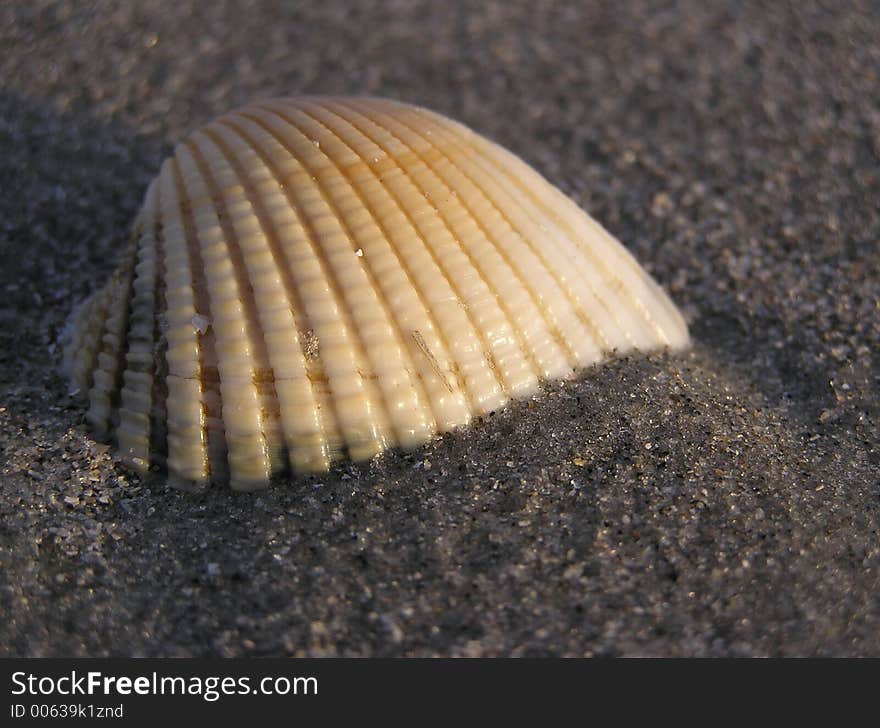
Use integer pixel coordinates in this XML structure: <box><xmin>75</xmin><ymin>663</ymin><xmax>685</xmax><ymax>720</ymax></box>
<box><xmin>1</xmin><ymin>0</ymin><xmax>878</xmax><ymax>656</ymax></box>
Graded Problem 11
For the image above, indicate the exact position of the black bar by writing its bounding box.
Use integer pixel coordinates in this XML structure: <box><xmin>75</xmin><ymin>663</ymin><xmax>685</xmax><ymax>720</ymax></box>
<box><xmin>1</xmin><ymin>658</ymin><xmax>870</xmax><ymax>723</ymax></box>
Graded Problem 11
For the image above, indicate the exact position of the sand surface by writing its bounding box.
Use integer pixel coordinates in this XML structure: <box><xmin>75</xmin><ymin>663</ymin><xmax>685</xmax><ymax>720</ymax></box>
<box><xmin>1</xmin><ymin>0</ymin><xmax>878</xmax><ymax>656</ymax></box>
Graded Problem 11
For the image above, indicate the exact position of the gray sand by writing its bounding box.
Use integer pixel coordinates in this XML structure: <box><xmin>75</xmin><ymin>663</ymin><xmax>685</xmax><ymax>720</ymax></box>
<box><xmin>1</xmin><ymin>0</ymin><xmax>878</xmax><ymax>656</ymax></box>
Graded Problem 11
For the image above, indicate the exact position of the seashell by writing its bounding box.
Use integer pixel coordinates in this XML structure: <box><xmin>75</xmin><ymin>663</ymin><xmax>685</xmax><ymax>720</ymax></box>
<box><xmin>62</xmin><ymin>96</ymin><xmax>689</xmax><ymax>490</ymax></box>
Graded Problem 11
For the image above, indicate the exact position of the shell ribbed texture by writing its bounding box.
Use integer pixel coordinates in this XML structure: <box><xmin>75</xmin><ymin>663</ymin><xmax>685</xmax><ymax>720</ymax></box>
<box><xmin>63</xmin><ymin>96</ymin><xmax>689</xmax><ymax>490</ymax></box>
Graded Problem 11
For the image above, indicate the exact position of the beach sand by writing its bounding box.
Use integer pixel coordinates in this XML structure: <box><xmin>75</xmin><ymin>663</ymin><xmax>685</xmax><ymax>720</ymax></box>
<box><xmin>1</xmin><ymin>0</ymin><xmax>877</xmax><ymax>656</ymax></box>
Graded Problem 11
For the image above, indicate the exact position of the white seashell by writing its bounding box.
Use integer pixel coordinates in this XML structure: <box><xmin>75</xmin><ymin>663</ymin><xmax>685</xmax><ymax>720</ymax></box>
<box><xmin>62</xmin><ymin>96</ymin><xmax>689</xmax><ymax>491</ymax></box>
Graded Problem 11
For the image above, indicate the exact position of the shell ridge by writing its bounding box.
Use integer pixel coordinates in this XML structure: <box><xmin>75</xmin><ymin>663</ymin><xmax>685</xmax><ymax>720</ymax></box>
<box><xmin>205</xmin><ymin>120</ymin><xmax>341</xmax><ymax>471</ymax></box>
<box><xmin>408</xmin><ymin>108</ymin><xmax>619</xmax><ymax>356</ymax></box>
<box><xmin>280</xmin><ymin>100</ymin><xmax>510</xmax><ymax>414</ymax></box>
<box><xmin>563</xmin><ymin>208</ymin><xmax>673</xmax><ymax>347</ymax></box>
<box><xmin>64</xmin><ymin>218</ymin><xmax>144</xmax><ymax>394</ymax></box>
<box><xmin>414</xmin><ymin>108</ymin><xmax>644</xmax><ymax>350</ymax></box>
<box><xmin>425</xmin><ymin>111</ymin><xmax>638</xmax><ymax>350</ymax></box>
<box><xmin>115</xmin><ymin>183</ymin><xmax>163</xmax><ymax>471</ymax></box>
<box><xmin>380</xmin><ymin>104</ymin><xmax>604</xmax><ymax>369</ymax></box>
<box><xmin>147</xmin><ymin>181</ymin><xmax>170</xmax><ymax>472</ymax></box>
<box><xmin>577</xmin><ymin>214</ymin><xmax>688</xmax><ymax>346</ymax></box>
<box><xmin>214</xmin><ymin>111</ymin><xmax>390</xmax><ymax>461</ymax></box>
<box><xmin>66</xmin><ymin>277</ymin><xmax>112</xmax><ymax>394</ymax></box>
<box><xmin>60</xmin><ymin>293</ymin><xmax>92</xmax><ymax>387</ymax></box>
<box><xmin>211</xmin><ymin>114</ymin><xmax>360</xmax><ymax>464</ymax></box>
<box><xmin>201</xmin><ymin>122</ymin><xmax>347</xmax><ymax>473</ymax></box>
<box><xmin>302</xmin><ymin>100</ymin><xmax>514</xmax><ymax>406</ymax></box>
<box><xmin>449</xmin><ymin>123</ymin><xmax>677</xmax><ymax>347</ymax></box>
<box><xmin>234</xmin><ymin>108</ymin><xmax>441</xmax><ymax>445</ymax></box>
<box><xmin>186</xmin><ymin>133</ymin><xmax>289</xmax><ymax>483</ymax></box>
<box><xmin>322</xmin><ymin>100</ymin><xmax>542</xmax><ymax>396</ymax></box>
<box><xmin>167</xmin><ymin>156</ymin><xmax>215</xmax><ymax>484</ymax></box>
<box><xmin>84</xmin><ymin>238</ymin><xmax>138</xmax><ymax>438</ymax></box>
<box><xmin>547</xmin><ymin>192</ymin><xmax>685</xmax><ymax>345</ymax></box>
<box><xmin>332</xmin><ymin>99</ymin><xmax>553</xmax><ymax>385</ymax></box>
<box><xmin>263</xmin><ymin>102</ymin><xmax>479</xmax><ymax>425</ymax></box>
<box><xmin>290</xmin><ymin>104</ymin><xmax>470</xmax><ymax>408</ymax></box>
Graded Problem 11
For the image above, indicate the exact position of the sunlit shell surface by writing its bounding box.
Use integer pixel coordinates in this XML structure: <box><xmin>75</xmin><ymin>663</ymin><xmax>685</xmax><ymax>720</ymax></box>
<box><xmin>63</xmin><ymin>96</ymin><xmax>690</xmax><ymax>490</ymax></box>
